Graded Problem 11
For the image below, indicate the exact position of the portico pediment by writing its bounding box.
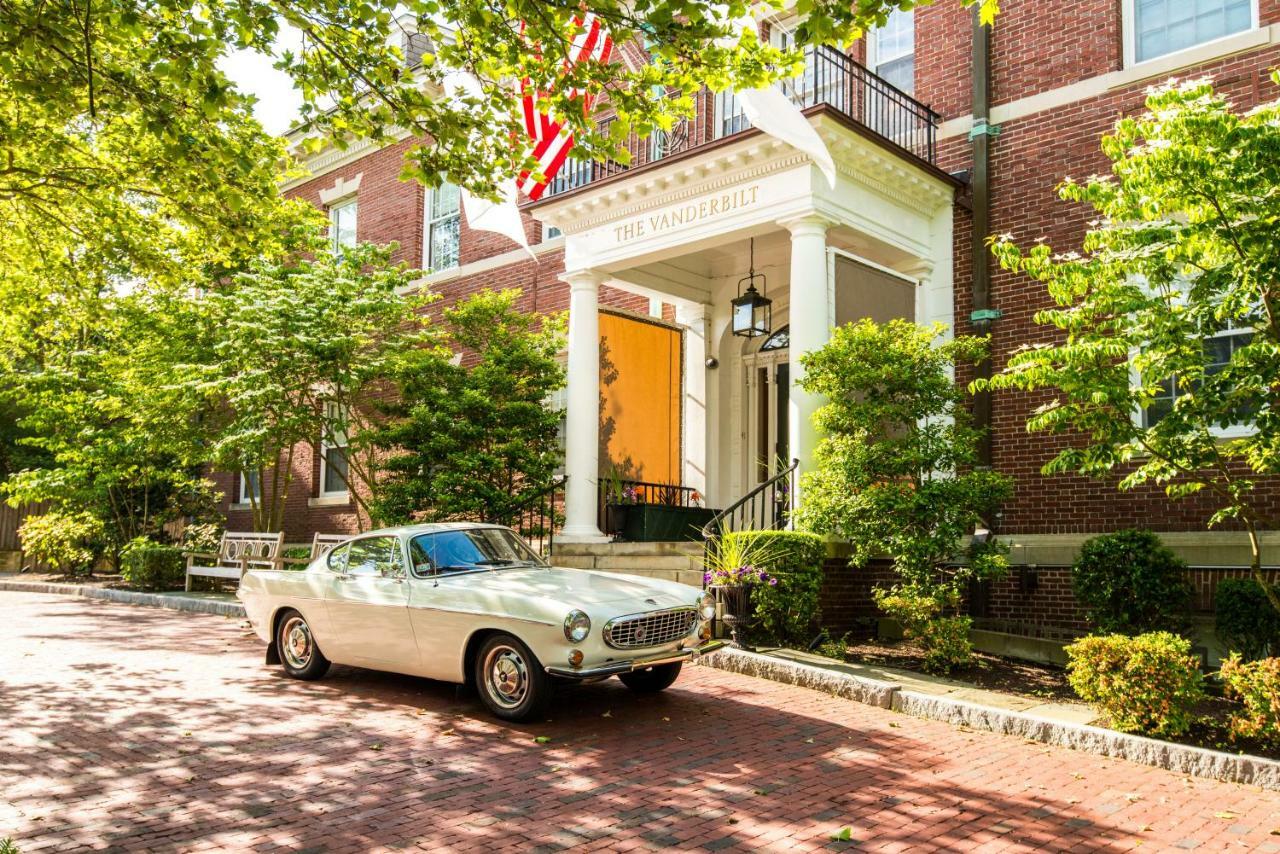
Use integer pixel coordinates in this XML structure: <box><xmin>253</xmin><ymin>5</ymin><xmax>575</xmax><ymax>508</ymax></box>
<box><xmin>534</xmin><ymin>112</ymin><xmax>958</xmax><ymax>273</ymax></box>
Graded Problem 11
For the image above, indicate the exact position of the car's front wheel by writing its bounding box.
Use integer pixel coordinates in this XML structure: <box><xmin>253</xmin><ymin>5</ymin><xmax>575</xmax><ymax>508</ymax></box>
<box><xmin>619</xmin><ymin>661</ymin><xmax>682</xmax><ymax>693</ymax></box>
<box><xmin>276</xmin><ymin>608</ymin><xmax>330</xmax><ymax>681</ymax></box>
<box><xmin>474</xmin><ymin>633</ymin><xmax>551</xmax><ymax>722</ymax></box>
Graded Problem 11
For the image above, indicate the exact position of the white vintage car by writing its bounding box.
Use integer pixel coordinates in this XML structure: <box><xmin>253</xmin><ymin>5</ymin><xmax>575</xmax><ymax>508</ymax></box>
<box><xmin>237</xmin><ymin>522</ymin><xmax>722</xmax><ymax>720</ymax></box>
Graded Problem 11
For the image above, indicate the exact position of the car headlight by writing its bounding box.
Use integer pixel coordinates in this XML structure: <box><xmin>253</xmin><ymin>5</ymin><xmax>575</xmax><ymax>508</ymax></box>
<box><xmin>563</xmin><ymin>609</ymin><xmax>591</xmax><ymax>643</ymax></box>
<box><xmin>698</xmin><ymin>593</ymin><xmax>716</xmax><ymax>622</ymax></box>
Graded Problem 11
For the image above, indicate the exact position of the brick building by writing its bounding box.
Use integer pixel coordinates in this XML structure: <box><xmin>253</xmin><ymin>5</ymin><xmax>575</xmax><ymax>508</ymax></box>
<box><xmin>215</xmin><ymin>1</ymin><xmax>1280</xmax><ymax>627</ymax></box>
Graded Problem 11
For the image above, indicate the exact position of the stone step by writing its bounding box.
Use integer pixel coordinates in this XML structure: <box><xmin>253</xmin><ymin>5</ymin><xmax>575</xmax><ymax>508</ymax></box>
<box><xmin>554</xmin><ymin>540</ymin><xmax>705</xmax><ymax>558</ymax></box>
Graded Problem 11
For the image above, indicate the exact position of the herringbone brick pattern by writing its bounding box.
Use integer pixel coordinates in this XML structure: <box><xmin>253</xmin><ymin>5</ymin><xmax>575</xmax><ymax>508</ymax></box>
<box><xmin>2</xmin><ymin>592</ymin><xmax>1278</xmax><ymax>852</ymax></box>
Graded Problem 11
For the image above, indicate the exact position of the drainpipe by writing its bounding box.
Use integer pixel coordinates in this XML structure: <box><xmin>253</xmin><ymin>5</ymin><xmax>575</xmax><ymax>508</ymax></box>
<box><xmin>969</xmin><ymin>7</ymin><xmax>999</xmax><ymax>468</ymax></box>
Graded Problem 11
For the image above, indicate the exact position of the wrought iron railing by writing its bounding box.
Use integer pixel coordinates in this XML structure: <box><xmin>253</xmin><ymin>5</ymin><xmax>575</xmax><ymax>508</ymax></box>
<box><xmin>512</xmin><ymin>474</ymin><xmax>566</xmax><ymax>558</ymax></box>
<box><xmin>702</xmin><ymin>459</ymin><xmax>798</xmax><ymax>541</ymax></box>
<box><xmin>540</xmin><ymin>47</ymin><xmax>939</xmax><ymax>200</ymax></box>
<box><xmin>596</xmin><ymin>478</ymin><xmax>702</xmax><ymax>534</ymax></box>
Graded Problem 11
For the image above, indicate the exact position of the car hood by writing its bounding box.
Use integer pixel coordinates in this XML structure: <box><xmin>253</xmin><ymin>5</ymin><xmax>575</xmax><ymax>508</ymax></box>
<box><xmin>435</xmin><ymin>565</ymin><xmax>700</xmax><ymax>615</ymax></box>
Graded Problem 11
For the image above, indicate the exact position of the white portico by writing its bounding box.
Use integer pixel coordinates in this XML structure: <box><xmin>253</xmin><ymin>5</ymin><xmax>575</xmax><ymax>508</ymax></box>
<box><xmin>534</xmin><ymin>110</ymin><xmax>960</xmax><ymax>542</ymax></box>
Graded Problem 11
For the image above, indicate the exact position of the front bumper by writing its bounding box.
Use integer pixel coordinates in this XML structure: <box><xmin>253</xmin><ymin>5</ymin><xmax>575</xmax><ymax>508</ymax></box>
<box><xmin>545</xmin><ymin>639</ymin><xmax>726</xmax><ymax>679</ymax></box>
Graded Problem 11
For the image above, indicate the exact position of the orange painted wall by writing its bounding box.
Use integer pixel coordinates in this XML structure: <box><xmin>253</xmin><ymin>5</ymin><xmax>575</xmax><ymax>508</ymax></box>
<box><xmin>599</xmin><ymin>312</ymin><xmax>682</xmax><ymax>486</ymax></box>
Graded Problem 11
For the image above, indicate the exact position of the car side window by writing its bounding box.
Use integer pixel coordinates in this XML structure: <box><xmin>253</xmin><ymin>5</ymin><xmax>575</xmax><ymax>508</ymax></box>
<box><xmin>327</xmin><ymin>544</ymin><xmax>349</xmax><ymax>574</ymax></box>
<box><xmin>345</xmin><ymin>537</ymin><xmax>404</xmax><ymax>578</ymax></box>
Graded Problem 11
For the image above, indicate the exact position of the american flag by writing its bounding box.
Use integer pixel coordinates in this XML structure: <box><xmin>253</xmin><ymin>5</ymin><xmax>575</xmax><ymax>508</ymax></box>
<box><xmin>516</xmin><ymin>13</ymin><xmax>613</xmax><ymax>201</ymax></box>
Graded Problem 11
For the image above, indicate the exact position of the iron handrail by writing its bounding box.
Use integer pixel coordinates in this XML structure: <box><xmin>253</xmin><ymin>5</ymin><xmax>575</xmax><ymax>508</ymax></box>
<box><xmin>702</xmin><ymin>459</ymin><xmax>798</xmax><ymax>541</ymax></box>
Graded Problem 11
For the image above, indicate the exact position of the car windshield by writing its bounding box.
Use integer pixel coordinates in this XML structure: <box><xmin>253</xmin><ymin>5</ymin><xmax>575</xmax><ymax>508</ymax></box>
<box><xmin>408</xmin><ymin>528</ymin><xmax>546</xmax><ymax>576</ymax></box>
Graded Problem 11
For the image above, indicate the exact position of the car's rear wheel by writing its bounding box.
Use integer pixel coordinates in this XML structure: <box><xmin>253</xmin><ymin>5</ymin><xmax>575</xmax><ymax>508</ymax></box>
<box><xmin>474</xmin><ymin>633</ymin><xmax>550</xmax><ymax>722</ymax></box>
<box><xmin>619</xmin><ymin>661</ymin><xmax>682</xmax><ymax>693</ymax></box>
<box><xmin>276</xmin><ymin>609</ymin><xmax>330</xmax><ymax>680</ymax></box>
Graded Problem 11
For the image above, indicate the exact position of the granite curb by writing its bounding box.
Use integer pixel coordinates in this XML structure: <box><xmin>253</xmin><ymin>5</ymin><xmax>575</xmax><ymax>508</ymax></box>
<box><xmin>703</xmin><ymin>646</ymin><xmax>1280</xmax><ymax>792</ymax></box>
<box><xmin>0</xmin><ymin>580</ymin><xmax>246</xmax><ymax>617</ymax></box>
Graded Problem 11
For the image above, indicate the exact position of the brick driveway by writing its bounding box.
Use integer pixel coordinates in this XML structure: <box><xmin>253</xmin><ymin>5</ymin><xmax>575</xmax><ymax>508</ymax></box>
<box><xmin>2</xmin><ymin>592</ymin><xmax>1278</xmax><ymax>853</ymax></box>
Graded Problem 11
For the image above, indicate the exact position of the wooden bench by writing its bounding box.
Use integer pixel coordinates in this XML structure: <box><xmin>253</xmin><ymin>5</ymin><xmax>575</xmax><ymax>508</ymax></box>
<box><xmin>275</xmin><ymin>532</ymin><xmax>350</xmax><ymax>570</ymax></box>
<box><xmin>185</xmin><ymin>531</ymin><xmax>284</xmax><ymax>591</ymax></box>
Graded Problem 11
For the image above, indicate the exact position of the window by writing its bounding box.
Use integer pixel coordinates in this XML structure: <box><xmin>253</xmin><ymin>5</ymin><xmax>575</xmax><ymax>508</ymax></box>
<box><xmin>329</xmin><ymin>199</ymin><xmax>357</xmax><ymax>252</ymax></box>
<box><xmin>425</xmin><ymin>182</ymin><xmax>461</xmax><ymax>271</ymax></box>
<box><xmin>319</xmin><ymin>403</ymin><xmax>350</xmax><ymax>497</ymax></box>
<box><xmin>239</xmin><ymin>470</ymin><xmax>261</xmax><ymax>504</ymax></box>
<box><xmin>1142</xmin><ymin>319</ymin><xmax>1254</xmax><ymax>428</ymax></box>
<box><xmin>870</xmin><ymin>9</ymin><xmax>915</xmax><ymax>94</ymax></box>
<box><xmin>344</xmin><ymin>537</ymin><xmax>404</xmax><ymax>578</ymax></box>
<box><xmin>408</xmin><ymin>528</ymin><xmax>544</xmax><ymax>576</ymax></box>
<box><xmin>544</xmin><ymin>224</ymin><xmax>562</xmax><ymax>241</ymax></box>
<box><xmin>759</xmin><ymin>325</ymin><xmax>790</xmax><ymax>352</ymax></box>
<box><xmin>1129</xmin><ymin>0</ymin><xmax>1253</xmax><ymax>64</ymax></box>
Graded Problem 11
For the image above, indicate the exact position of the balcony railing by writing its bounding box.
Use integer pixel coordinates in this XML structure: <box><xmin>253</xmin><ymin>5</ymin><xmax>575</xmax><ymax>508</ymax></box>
<box><xmin>541</xmin><ymin>46</ymin><xmax>940</xmax><ymax>200</ymax></box>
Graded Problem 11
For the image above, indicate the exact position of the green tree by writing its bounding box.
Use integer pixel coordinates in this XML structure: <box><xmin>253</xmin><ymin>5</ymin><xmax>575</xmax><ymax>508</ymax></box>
<box><xmin>2</xmin><ymin>290</ymin><xmax>221</xmax><ymax>564</ymax></box>
<box><xmin>797</xmin><ymin>319</ymin><xmax>1012</xmax><ymax>669</ymax></box>
<box><xmin>975</xmin><ymin>78</ymin><xmax>1280</xmax><ymax>613</ymax></box>
<box><xmin>1</xmin><ymin>0</ymin><xmax>996</xmax><ymax>217</ymax></box>
<box><xmin>372</xmin><ymin>289</ymin><xmax>565</xmax><ymax>526</ymax></box>
<box><xmin>198</xmin><ymin>242</ymin><xmax>434</xmax><ymax>532</ymax></box>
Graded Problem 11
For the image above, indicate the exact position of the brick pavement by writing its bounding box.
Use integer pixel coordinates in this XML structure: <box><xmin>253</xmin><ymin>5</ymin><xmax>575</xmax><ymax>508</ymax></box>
<box><xmin>1</xmin><ymin>591</ymin><xmax>1278</xmax><ymax>853</ymax></box>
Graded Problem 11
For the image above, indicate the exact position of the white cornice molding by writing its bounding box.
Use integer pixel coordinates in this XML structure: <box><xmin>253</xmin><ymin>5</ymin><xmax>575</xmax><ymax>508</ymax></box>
<box><xmin>938</xmin><ymin>23</ymin><xmax>1279</xmax><ymax>140</ymax></box>
<box><xmin>280</xmin><ymin>127</ymin><xmax>414</xmax><ymax>193</ymax></box>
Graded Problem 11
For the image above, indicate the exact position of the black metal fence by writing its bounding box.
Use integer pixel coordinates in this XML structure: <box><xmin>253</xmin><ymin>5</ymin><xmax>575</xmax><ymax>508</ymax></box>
<box><xmin>512</xmin><ymin>475</ymin><xmax>566</xmax><ymax>558</ymax></box>
<box><xmin>542</xmin><ymin>46</ymin><xmax>939</xmax><ymax>199</ymax></box>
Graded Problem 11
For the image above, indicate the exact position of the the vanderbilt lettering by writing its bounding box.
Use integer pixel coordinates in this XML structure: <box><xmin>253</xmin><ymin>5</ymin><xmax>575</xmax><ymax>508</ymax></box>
<box><xmin>612</xmin><ymin>185</ymin><xmax>760</xmax><ymax>243</ymax></box>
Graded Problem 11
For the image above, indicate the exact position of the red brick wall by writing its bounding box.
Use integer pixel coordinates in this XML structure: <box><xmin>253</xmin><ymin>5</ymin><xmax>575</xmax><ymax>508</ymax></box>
<box><xmin>964</xmin><ymin>46</ymin><xmax>1280</xmax><ymax>535</ymax></box>
<box><xmin>818</xmin><ymin>558</ymin><xmax>1280</xmax><ymax>636</ymax></box>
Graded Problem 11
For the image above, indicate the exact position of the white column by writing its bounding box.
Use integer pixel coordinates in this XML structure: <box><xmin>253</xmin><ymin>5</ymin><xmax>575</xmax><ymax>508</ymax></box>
<box><xmin>782</xmin><ymin>215</ymin><xmax>832</xmax><ymax>496</ymax></box>
<box><xmin>675</xmin><ymin>303</ymin><xmax>711</xmax><ymax>502</ymax></box>
<box><xmin>560</xmin><ymin>269</ymin><xmax>609</xmax><ymax>543</ymax></box>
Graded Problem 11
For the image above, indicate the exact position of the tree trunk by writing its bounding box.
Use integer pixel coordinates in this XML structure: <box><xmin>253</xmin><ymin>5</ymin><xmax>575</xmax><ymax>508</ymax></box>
<box><xmin>1245</xmin><ymin>518</ymin><xmax>1280</xmax><ymax>614</ymax></box>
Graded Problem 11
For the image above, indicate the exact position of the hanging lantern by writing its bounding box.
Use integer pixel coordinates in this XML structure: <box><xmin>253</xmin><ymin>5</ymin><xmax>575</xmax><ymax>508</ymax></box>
<box><xmin>731</xmin><ymin>238</ymin><xmax>772</xmax><ymax>338</ymax></box>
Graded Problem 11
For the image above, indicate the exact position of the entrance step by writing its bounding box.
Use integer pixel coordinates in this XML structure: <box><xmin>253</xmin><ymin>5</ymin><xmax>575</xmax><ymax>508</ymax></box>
<box><xmin>553</xmin><ymin>541</ymin><xmax>707</xmax><ymax>588</ymax></box>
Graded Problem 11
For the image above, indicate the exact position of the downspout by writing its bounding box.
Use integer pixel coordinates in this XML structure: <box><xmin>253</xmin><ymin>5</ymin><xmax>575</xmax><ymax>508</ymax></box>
<box><xmin>969</xmin><ymin>7</ymin><xmax>999</xmax><ymax>468</ymax></box>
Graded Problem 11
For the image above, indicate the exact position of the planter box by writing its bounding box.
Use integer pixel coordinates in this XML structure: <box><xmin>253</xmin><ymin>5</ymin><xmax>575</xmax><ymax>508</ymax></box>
<box><xmin>621</xmin><ymin>503</ymin><xmax>716</xmax><ymax>542</ymax></box>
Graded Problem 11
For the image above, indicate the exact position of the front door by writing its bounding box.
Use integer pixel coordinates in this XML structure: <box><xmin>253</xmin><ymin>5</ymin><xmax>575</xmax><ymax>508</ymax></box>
<box><xmin>322</xmin><ymin>536</ymin><xmax>418</xmax><ymax>671</ymax></box>
<box><xmin>743</xmin><ymin>342</ymin><xmax>790</xmax><ymax>487</ymax></box>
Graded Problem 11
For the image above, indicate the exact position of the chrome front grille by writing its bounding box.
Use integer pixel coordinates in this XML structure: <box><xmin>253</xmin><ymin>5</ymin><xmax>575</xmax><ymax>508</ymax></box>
<box><xmin>603</xmin><ymin>607</ymin><xmax>697</xmax><ymax>650</ymax></box>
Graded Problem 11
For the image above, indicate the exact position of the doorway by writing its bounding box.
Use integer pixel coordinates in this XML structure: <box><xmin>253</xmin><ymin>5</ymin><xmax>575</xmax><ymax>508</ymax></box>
<box><xmin>742</xmin><ymin>325</ymin><xmax>790</xmax><ymax>488</ymax></box>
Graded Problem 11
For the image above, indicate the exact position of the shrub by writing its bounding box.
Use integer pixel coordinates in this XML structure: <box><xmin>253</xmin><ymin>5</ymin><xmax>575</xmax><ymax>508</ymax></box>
<box><xmin>1219</xmin><ymin>653</ymin><xmax>1280</xmax><ymax>745</ymax></box>
<box><xmin>711</xmin><ymin>531</ymin><xmax>824</xmax><ymax>646</ymax></box>
<box><xmin>1065</xmin><ymin>631</ymin><xmax>1204</xmax><ymax>736</ymax></box>
<box><xmin>875</xmin><ymin>586</ymin><xmax>973</xmax><ymax>674</ymax></box>
<box><xmin>18</xmin><ymin>510</ymin><xmax>105</xmax><ymax>575</ymax></box>
<box><xmin>180</xmin><ymin>521</ymin><xmax>225</xmax><ymax>554</ymax></box>
<box><xmin>121</xmin><ymin>538</ymin><xmax>185</xmax><ymax>591</ymax></box>
<box><xmin>1215</xmin><ymin>578</ymin><xmax>1280</xmax><ymax>661</ymax></box>
<box><xmin>1071</xmin><ymin>530</ymin><xmax>1192</xmax><ymax>635</ymax></box>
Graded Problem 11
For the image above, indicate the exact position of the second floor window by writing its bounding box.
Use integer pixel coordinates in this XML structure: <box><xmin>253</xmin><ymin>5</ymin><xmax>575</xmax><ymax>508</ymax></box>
<box><xmin>329</xmin><ymin>199</ymin><xmax>357</xmax><ymax>252</ymax></box>
<box><xmin>426</xmin><ymin>182</ymin><xmax>461</xmax><ymax>271</ymax></box>
<box><xmin>1131</xmin><ymin>0</ymin><xmax>1253</xmax><ymax>64</ymax></box>
<box><xmin>871</xmin><ymin>9</ymin><xmax>915</xmax><ymax>95</ymax></box>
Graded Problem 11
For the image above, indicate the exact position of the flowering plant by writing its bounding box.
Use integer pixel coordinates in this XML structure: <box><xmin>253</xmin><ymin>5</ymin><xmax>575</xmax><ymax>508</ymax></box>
<box><xmin>704</xmin><ymin>564</ymin><xmax>777</xmax><ymax>587</ymax></box>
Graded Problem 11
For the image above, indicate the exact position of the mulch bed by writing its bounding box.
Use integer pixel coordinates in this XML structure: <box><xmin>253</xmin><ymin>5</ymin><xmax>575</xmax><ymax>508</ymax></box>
<box><xmin>821</xmin><ymin>636</ymin><xmax>1280</xmax><ymax>761</ymax></box>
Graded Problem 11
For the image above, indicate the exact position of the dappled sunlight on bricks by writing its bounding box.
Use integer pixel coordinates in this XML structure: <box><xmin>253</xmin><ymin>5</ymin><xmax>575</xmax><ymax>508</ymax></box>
<box><xmin>5</xmin><ymin>592</ymin><xmax>1280</xmax><ymax>852</ymax></box>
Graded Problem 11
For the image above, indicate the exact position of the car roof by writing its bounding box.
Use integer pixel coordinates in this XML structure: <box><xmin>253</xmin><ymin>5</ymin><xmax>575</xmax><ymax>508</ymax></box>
<box><xmin>354</xmin><ymin>521</ymin><xmax>510</xmax><ymax>539</ymax></box>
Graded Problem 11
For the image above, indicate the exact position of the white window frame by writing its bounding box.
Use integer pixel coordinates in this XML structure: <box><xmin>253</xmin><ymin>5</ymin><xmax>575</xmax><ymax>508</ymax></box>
<box><xmin>328</xmin><ymin>198</ymin><xmax>358</xmax><ymax>252</ymax></box>
<box><xmin>239</xmin><ymin>470</ymin><xmax>261</xmax><ymax>504</ymax></box>
<box><xmin>1129</xmin><ymin>280</ymin><xmax>1257</xmax><ymax>438</ymax></box>
<box><xmin>319</xmin><ymin>403</ymin><xmax>351</xmax><ymax>498</ymax></box>
<box><xmin>423</xmin><ymin>183</ymin><xmax>461</xmax><ymax>271</ymax></box>
<box><xmin>1122</xmin><ymin>0</ymin><xmax>1258</xmax><ymax>68</ymax></box>
<box><xmin>865</xmin><ymin>7</ymin><xmax>915</xmax><ymax>94</ymax></box>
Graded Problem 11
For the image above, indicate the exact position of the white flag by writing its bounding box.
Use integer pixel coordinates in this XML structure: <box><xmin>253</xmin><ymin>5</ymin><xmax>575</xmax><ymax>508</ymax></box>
<box><xmin>461</xmin><ymin>180</ymin><xmax>534</xmax><ymax>259</ymax></box>
<box><xmin>442</xmin><ymin>70</ymin><xmax>536</xmax><ymax>258</ymax></box>
<box><xmin>737</xmin><ymin>86</ymin><xmax>837</xmax><ymax>190</ymax></box>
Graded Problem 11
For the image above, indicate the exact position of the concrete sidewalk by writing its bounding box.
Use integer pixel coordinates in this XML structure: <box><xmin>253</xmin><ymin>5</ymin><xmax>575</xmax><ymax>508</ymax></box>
<box><xmin>0</xmin><ymin>577</ymin><xmax>244</xmax><ymax>617</ymax></box>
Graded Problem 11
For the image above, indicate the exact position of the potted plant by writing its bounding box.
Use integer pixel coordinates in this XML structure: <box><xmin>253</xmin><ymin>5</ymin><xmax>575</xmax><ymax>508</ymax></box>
<box><xmin>601</xmin><ymin>469</ymin><xmax>638</xmax><ymax>539</ymax></box>
<box><xmin>703</xmin><ymin>535</ymin><xmax>782</xmax><ymax>649</ymax></box>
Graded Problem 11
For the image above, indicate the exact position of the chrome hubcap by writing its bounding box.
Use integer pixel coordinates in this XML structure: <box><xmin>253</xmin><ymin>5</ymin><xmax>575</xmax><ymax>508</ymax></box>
<box><xmin>282</xmin><ymin>616</ymin><xmax>312</xmax><ymax>669</ymax></box>
<box><xmin>483</xmin><ymin>645</ymin><xmax>528</xmax><ymax>709</ymax></box>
